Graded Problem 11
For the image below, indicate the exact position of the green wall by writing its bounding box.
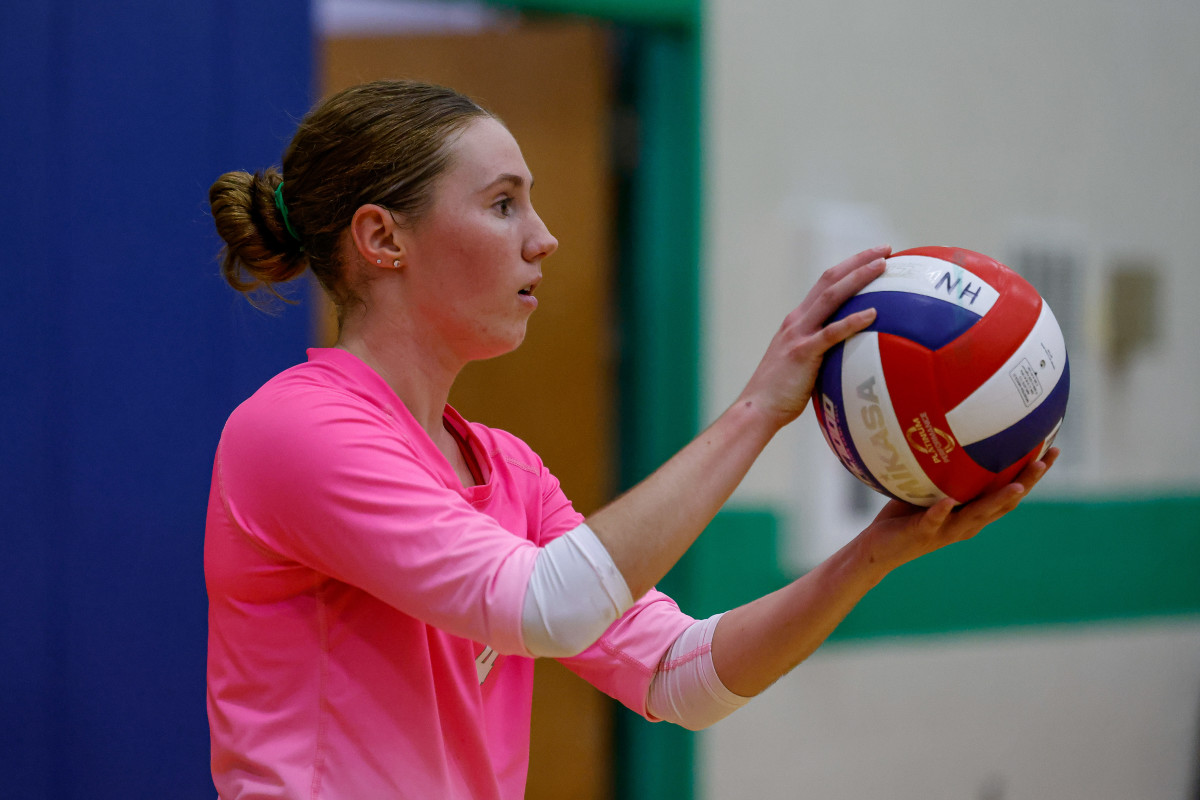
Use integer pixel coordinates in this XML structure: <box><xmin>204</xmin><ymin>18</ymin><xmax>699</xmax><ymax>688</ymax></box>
<box><xmin>494</xmin><ymin>4</ymin><xmax>703</xmax><ymax>798</ymax></box>
<box><xmin>609</xmin><ymin>25</ymin><xmax>705</xmax><ymax>800</ymax></box>
<box><xmin>626</xmin><ymin>494</ymin><xmax>1200</xmax><ymax>799</ymax></box>
<box><xmin>690</xmin><ymin>497</ymin><xmax>1200</xmax><ymax>637</ymax></box>
<box><xmin>495</xmin><ymin>0</ymin><xmax>698</xmax><ymax>26</ymax></box>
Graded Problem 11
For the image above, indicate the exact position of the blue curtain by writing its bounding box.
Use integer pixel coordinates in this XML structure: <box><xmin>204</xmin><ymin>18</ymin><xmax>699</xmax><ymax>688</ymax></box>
<box><xmin>1</xmin><ymin>2</ymin><xmax>312</xmax><ymax>796</ymax></box>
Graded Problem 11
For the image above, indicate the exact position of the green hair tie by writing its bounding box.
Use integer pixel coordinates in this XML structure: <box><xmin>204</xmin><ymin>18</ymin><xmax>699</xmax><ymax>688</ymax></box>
<box><xmin>273</xmin><ymin>181</ymin><xmax>302</xmax><ymax>247</ymax></box>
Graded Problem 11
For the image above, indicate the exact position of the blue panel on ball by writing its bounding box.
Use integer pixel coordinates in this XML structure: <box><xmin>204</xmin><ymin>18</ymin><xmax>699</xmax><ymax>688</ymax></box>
<box><xmin>834</xmin><ymin>292</ymin><xmax>982</xmax><ymax>350</ymax></box>
<box><xmin>816</xmin><ymin>342</ymin><xmax>888</xmax><ymax>495</ymax></box>
<box><xmin>963</xmin><ymin>357</ymin><xmax>1072</xmax><ymax>472</ymax></box>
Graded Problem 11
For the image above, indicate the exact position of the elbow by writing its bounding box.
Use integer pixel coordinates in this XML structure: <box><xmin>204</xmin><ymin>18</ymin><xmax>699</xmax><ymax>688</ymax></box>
<box><xmin>521</xmin><ymin>589</ymin><xmax>619</xmax><ymax>658</ymax></box>
<box><xmin>520</xmin><ymin>523</ymin><xmax>634</xmax><ymax>659</ymax></box>
<box><xmin>672</xmin><ymin>717</ymin><xmax>715</xmax><ymax>733</ymax></box>
<box><xmin>525</xmin><ymin>626</ymin><xmax>601</xmax><ymax>659</ymax></box>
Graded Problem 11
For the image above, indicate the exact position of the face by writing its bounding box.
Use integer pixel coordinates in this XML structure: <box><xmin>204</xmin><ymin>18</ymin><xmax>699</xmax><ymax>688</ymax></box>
<box><xmin>397</xmin><ymin>116</ymin><xmax>558</xmax><ymax>363</ymax></box>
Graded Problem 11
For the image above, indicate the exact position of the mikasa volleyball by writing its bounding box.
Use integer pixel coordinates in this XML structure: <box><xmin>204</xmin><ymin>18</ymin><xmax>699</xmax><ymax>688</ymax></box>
<box><xmin>813</xmin><ymin>246</ymin><xmax>1069</xmax><ymax>506</ymax></box>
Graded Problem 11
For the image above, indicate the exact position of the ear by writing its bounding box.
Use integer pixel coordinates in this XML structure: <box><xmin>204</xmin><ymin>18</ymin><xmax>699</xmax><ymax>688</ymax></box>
<box><xmin>348</xmin><ymin>204</ymin><xmax>406</xmax><ymax>268</ymax></box>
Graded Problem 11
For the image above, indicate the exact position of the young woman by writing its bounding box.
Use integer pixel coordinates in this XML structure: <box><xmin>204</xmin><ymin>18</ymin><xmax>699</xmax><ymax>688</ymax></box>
<box><xmin>206</xmin><ymin>80</ymin><xmax>1055</xmax><ymax>799</ymax></box>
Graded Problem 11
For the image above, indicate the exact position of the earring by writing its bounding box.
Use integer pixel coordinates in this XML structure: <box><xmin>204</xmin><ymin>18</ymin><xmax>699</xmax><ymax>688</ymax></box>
<box><xmin>376</xmin><ymin>259</ymin><xmax>382</xmax><ymax>264</ymax></box>
<box><xmin>393</xmin><ymin>259</ymin><xmax>401</xmax><ymax>268</ymax></box>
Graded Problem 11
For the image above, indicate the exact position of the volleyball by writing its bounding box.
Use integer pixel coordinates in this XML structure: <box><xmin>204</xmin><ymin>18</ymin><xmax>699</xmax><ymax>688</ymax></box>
<box><xmin>813</xmin><ymin>246</ymin><xmax>1069</xmax><ymax>506</ymax></box>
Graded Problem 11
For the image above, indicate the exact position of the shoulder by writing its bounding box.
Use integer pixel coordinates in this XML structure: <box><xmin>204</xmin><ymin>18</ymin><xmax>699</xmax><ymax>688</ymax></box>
<box><xmin>219</xmin><ymin>357</ymin><xmax>425</xmax><ymax>495</ymax></box>
<box><xmin>229</xmin><ymin>361</ymin><xmax>396</xmax><ymax>440</ymax></box>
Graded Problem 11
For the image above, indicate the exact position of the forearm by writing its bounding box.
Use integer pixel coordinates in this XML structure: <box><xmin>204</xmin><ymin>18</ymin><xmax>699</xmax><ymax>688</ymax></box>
<box><xmin>586</xmin><ymin>398</ymin><xmax>780</xmax><ymax>599</ymax></box>
<box><xmin>708</xmin><ymin>448</ymin><xmax>1057</xmax><ymax>698</ymax></box>
<box><xmin>585</xmin><ymin>248</ymin><xmax>887</xmax><ymax>600</ymax></box>
<box><xmin>710</xmin><ymin>535</ymin><xmax>892</xmax><ymax>697</ymax></box>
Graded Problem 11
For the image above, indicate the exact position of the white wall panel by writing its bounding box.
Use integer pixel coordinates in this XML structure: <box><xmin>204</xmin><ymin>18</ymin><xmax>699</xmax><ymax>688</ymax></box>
<box><xmin>702</xmin><ymin>620</ymin><xmax>1200</xmax><ymax>800</ymax></box>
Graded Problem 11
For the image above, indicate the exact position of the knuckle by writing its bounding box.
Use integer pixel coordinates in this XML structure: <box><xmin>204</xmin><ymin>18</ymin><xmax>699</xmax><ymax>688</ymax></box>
<box><xmin>818</xmin><ymin>319</ymin><xmax>841</xmax><ymax>340</ymax></box>
<box><xmin>786</xmin><ymin>339</ymin><xmax>815</xmax><ymax>362</ymax></box>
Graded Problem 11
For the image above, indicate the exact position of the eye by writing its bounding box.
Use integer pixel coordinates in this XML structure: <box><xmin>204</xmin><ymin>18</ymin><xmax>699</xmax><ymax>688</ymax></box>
<box><xmin>494</xmin><ymin>196</ymin><xmax>513</xmax><ymax>217</ymax></box>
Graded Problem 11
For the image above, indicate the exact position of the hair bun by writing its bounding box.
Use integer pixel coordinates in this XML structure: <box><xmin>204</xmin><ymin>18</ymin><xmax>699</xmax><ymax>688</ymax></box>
<box><xmin>209</xmin><ymin>167</ymin><xmax>307</xmax><ymax>297</ymax></box>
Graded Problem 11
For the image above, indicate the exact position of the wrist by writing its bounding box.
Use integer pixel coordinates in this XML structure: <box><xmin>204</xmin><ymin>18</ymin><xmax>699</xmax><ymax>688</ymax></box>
<box><xmin>833</xmin><ymin>531</ymin><xmax>896</xmax><ymax>590</ymax></box>
<box><xmin>727</xmin><ymin>392</ymin><xmax>792</xmax><ymax>441</ymax></box>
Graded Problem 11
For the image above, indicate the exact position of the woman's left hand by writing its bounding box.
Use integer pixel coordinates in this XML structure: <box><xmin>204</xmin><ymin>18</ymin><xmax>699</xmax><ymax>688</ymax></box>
<box><xmin>856</xmin><ymin>447</ymin><xmax>1060</xmax><ymax>572</ymax></box>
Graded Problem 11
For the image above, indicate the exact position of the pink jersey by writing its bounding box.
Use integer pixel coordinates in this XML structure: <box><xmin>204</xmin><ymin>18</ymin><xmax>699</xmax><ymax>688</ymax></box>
<box><xmin>205</xmin><ymin>348</ymin><xmax>693</xmax><ymax>799</ymax></box>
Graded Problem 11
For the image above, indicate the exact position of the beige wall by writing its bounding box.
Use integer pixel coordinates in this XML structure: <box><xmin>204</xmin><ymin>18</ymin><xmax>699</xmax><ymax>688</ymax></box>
<box><xmin>704</xmin><ymin>0</ymin><xmax>1200</xmax><ymax>500</ymax></box>
<box><xmin>703</xmin><ymin>619</ymin><xmax>1200</xmax><ymax>800</ymax></box>
<box><xmin>702</xmin><ymin>2</ymin><xmax>1200</xmax><ymax>797</ymax></box>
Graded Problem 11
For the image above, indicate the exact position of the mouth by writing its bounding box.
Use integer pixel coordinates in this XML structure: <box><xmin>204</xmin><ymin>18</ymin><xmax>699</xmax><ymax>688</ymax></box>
<box><xmin>518</xmin><ymin>277</ymin><xmax>542</xmax><ymax>297</ymax></box>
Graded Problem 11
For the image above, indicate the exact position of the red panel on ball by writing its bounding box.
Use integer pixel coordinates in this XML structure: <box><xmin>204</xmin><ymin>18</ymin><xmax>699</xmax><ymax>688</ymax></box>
<box><xmin>877</xmin><ymin>332</ymin><xmax>996</xmax><ymax>501</ymax></box>
<box><xmin>894</xmin><ymin>248</ymin><xmax>1044</xmax><ymax>409</ymax></box>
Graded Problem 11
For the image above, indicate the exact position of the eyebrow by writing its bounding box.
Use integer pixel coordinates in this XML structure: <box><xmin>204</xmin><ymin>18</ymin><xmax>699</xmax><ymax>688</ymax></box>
<box><xmin>481</xmin><ymin>173</ymin><xmax>532</xmax><ymax>192</ymax></box>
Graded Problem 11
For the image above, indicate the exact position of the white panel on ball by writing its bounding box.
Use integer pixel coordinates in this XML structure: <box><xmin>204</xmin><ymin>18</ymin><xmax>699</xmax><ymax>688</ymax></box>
<box><xmin>860</xmin><ymin>254</ymin><xmax>1001</xmax><ymax>316</ymax></box>
<box><xmin>945</xmin><ymin>301</ymin><xmax>1069</xmax><ymax>446</ymax></box>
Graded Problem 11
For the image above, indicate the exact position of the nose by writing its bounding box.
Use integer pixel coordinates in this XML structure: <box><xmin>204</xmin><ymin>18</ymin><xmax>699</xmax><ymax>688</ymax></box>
<box><xmin>524</xmin><ymin>211</ymin><xmax>558</xmax><ymax>263</ymax></box>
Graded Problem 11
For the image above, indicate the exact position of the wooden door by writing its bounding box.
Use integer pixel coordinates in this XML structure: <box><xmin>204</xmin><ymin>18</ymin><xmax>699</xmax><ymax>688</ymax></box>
<box><xmin>323</xmin><ymin>20</ymin><xmax>617</xmax><ymax>800</ymax></box>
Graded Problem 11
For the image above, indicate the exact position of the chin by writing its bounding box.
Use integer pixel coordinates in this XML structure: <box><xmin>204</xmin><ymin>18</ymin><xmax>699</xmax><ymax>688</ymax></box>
<box><xmin>471</xmin><ymin>329</ymin><xmax>528</xmax><ymax>362</ymax></box>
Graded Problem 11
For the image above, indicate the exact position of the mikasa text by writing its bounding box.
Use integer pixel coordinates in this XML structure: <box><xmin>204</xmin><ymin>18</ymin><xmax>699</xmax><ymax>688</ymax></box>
<box><xmin>855</xmin><ymin>376</ymin><xmax>938</xmax><ymax>503</ymax></box>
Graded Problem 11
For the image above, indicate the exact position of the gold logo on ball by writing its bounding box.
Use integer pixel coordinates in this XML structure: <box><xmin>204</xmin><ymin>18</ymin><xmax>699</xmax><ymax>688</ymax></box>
<box><xmin>905</xmin><ymin>413</ymin><xmax>957</xmax><ymax>464</ymax></box>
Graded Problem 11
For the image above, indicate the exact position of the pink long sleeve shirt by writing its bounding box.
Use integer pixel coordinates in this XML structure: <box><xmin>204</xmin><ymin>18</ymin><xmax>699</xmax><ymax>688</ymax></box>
<box><xmin>205</xmin><ymin>348</ymin><xmax>693</xmax><ymax>799</ymax></box>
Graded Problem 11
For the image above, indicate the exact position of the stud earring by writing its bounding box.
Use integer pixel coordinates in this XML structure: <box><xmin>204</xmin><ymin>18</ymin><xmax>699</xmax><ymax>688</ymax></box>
<box><xmin>393</xmin><ymin>259</ymin><xmax>401</xmax><ymax>268</ymax></box>
<box><xmin>376</xmin><ymin>259</ymin><xmax>382</xmax><ymax>264</ymax></box>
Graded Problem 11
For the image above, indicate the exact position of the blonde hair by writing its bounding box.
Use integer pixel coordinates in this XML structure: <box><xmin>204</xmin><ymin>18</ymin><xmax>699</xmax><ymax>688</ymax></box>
<box><xmin>209</xmin><ymin>80</ymin><xmax>491</xmax><ymax>323</ymax></box>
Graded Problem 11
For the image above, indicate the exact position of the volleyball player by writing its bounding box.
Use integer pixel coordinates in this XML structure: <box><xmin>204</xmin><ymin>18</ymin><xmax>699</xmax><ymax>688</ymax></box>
<box><xmin>205</xmin><ymin>80</ymin><xmax>1055</xmax><ymax>799</ymax></box>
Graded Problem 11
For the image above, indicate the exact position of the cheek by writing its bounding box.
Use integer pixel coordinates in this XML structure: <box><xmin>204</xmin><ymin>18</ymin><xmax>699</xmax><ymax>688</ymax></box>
<box><xmin>431</xmin><ymin>218</ymin><xmax>498</xmax><ymax>266</ymax></box>
<box><xmin>447</xmin><ymin>233</ymin><xmax>512</xmax><ymax>289</ymax></box>
<box><xmin>410</xmin><ymin>213</ymin><xmax>513</xmax><ymax>304</ymax></box>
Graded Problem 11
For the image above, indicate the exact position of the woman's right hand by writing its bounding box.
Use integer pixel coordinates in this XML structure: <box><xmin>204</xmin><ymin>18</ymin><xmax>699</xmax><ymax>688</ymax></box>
<box><xmin>734</xmin><ymin>245</ymin><xmax>890</xmax><ymax>431</ymax></box>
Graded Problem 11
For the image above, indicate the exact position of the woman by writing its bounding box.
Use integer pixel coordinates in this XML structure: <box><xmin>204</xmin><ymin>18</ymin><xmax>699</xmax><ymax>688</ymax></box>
<box><xmin>206</xmin><ymin>80</ymin><xmax>1054</xmax><ymax>799</ymax></box>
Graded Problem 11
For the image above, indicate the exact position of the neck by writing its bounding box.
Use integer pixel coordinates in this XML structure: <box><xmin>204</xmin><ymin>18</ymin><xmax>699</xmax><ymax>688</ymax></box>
<box><xmin>336</xmin><ymin>317</ymin><xmax>463</xmax><ymax>439</ymax></box>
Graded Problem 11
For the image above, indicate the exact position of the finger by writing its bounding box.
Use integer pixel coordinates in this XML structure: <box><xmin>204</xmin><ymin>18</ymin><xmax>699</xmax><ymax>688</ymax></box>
<box><xmin>801</xmin><ymin>250</ymin><xmax>888</xmax><ymax>311</ymax></box>
<box><xmin>821</xmin><ymin>244</ymin><xmax>892</xmax><ymax>285</ymax></box>
<box><xmin>906</xmin><ymin>498</ymin><xmax>956</xmax><ymax>548</ymax></box>
<box><xmin>1012</xmin><ymin>445</ymin><xmax>1059</xmax><ymax>492</ymax></box>
<box><xmin>923</xmin><ymin>497</ymin><xmax>956</xmax><ymax>528</ymax></box>
<box><xmin>801</xmin><ymin>256</ymin><xmax>888</xmax><ymax>327</ymax></box>
<box><xmin>1014</xmin><ymin>460</ymin><xmax>1049</xmax><ymax>492</ymax></box>
<box><xmin>814</xmin><ymin>308</ymin><xmax>877</xmax><ymax>351</ymax></box>
<box><xmin>960</xmin><ymin>483</ymin><xmax>1026</xmax><ymax>530</ymax></box>
<box><xmin>832</xmin><ymin>255</ymin><xmax>890</xmax><ymax>305</ymax></box>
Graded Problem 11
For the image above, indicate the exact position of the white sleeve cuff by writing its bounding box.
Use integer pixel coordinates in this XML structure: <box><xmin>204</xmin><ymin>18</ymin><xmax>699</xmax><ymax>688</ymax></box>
<box><xmin>521</xmin><ymin>522</ymin><xmax>634</xmax><ymax>658</ymax></box>
<box><xmin>646</xmin><ymin>613</ymin><xmax>750</xmax><ymax>731</ymax></box>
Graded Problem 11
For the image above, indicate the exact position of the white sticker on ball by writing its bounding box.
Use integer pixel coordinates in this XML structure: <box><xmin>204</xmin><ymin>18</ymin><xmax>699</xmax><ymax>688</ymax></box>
<box><xmin>946</xmin><ymin>301</ymin><xmax>1068</xmax><ymax>445</ymax></box>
